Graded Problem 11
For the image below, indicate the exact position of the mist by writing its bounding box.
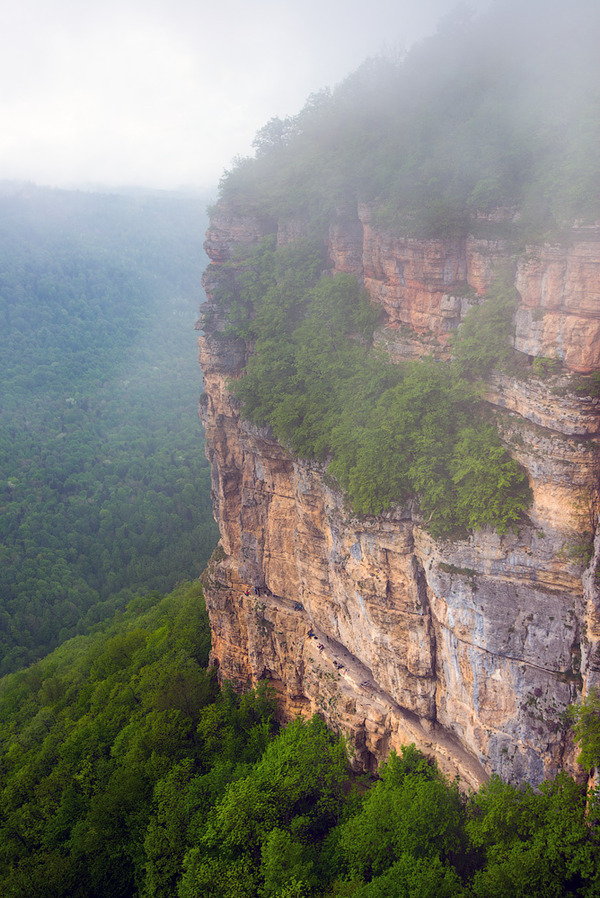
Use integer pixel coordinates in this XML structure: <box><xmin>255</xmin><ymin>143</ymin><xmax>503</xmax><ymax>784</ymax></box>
<box><xmin>1</xmin><ymin>0</ymin><xmax>494</xmax><ymax>192</ymax></box>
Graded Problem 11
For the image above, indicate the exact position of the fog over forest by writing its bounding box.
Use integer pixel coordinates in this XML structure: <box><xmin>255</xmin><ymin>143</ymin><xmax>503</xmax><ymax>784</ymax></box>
<box><xmin>0</xmin><ymin>185</ymin><xmax>219</xmax><ymax>673</ymax></box>
<box><xmin>0</xmin><ymin>0</ymin><xmax>494</xmax><ymax>190</ymax></box>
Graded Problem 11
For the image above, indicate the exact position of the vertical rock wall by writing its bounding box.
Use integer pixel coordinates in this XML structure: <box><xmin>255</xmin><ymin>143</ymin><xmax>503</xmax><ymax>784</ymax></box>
<box><xmin>199</xmin><ymin>204</ymin><xmax>600</xmax><ymax>787</ymax></box>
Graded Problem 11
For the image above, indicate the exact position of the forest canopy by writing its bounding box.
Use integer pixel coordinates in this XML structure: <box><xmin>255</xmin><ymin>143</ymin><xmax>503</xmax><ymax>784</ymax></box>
<box><xmin>0</xmin><ymin>184</ymin><xmax>219</xmax><ymax>673</ymax></box>
<box><xmin>0</xmin><ymin>582</ymin><xmax>598</xmax><ymax>898</ymax></box>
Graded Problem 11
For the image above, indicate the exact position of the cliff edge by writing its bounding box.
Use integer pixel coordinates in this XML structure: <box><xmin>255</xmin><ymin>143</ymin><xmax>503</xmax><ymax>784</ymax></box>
<box><xmin>199</xmin><ymin>205</ymin><xmax>600</xmax><ymax>788</ymax></box>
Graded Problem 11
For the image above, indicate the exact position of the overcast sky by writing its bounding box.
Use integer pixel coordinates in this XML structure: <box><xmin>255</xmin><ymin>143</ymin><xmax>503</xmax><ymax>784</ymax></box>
<box><xmin>1</xmin><ymin>0</ymin><xmax>490</xmax><ymax>195</ymax></box>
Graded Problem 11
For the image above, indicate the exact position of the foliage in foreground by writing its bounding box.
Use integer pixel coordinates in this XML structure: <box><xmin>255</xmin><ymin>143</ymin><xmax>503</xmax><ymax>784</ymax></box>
<box><xmin>209</xmin><ymin>238</ymin><xmax>530</xmax><ymax>537</ymax></box>
<box><xmin>0</xmin><ymin>582</ymin><xmax>277</xmax><ymax>896</ymax></box>
<box><xmin>0</xmin><ymin>584</ymin><xmax>599</xmax><ymax>898</ymax></box>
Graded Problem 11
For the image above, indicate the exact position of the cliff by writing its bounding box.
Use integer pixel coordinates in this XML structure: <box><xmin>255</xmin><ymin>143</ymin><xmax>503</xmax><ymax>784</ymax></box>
<box><xmin>199</xmin><ymin>205</ymin><xmax>600</xmax><ymax>788</ymax></box>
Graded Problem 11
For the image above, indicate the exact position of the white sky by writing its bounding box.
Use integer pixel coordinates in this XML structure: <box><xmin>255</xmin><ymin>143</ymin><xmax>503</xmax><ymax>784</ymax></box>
<box><xmin>0</xmin><ymin>0</ymin><xmax>490</xmax><ymax>195</ymax></box>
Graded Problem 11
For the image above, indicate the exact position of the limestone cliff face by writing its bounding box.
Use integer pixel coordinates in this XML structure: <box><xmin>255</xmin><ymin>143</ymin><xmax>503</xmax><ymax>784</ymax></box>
<box><xmin>199</xmin><ymin>204</ymin><xmax>600</xmax><ymax>788</ymax></box>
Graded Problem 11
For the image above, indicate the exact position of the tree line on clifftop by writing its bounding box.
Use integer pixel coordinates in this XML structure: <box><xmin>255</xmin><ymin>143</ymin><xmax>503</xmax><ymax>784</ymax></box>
<box><xmin>205</xmin><ymin>0</ymin><xmax>600</xmax><ymax>538</ymax></box>
<box><xmin>0</xmin><ymin>581</ymin><xmax>599</xmax><ymax>897</ymax></box>
<box><xmin>217</xmin><ymin>0</ymin><xmax>600</xmax><ymax>240</ymax></box>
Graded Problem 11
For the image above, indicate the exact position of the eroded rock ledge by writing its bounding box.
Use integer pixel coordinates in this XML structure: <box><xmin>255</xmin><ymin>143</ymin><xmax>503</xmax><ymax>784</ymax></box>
<box><xmin>198</xmin><ymin>205</ymin><xmax>600</xmax><ymax>787</ymax></box>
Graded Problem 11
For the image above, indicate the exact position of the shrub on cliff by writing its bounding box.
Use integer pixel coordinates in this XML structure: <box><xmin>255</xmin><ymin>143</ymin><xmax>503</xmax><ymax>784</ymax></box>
<box><xmin>451</xmin><ymin>272</ymin><xmax>519</xmax><ymax>380</ymax></box>
<box><xmin>569</xmin><ymin>688</ymin><xmax>600</xmax><ymax>773</ymax></box>
<box><xmin>214</xmin><ymin>239</ymin><xmax>530</xmax><ymax>537</ymax></box>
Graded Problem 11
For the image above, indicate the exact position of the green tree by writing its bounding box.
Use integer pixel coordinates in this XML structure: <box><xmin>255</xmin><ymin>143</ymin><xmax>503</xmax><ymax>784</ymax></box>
<box><xmin>219</xmin><ymin>238</ymin><xmax>530</xmax><ymax>536</ymax></box>
<box><xmin>260</xmin><ymin>827</ymin><xmax>315</xmax><ymax>896</ymax></box>
<box><xmin>450</xmin><ymin>425</ymin><xmax>531</xmax><ymax>534</ymax></box>
<box><xmin>466</xmin><ymin>773</ymin><xmax>600</xmax><ymax>897</ymax></box>
<box><xmin>350</xmin><ymin>854</ymin><xmax>465</xmax><ymax>897</ymax></box>
<box><xmin>570</xmin><ymin>688</ymin><xmax>600</xmax><ymax>772</ymax></box>
<box><xmin>339</xmin><ymin>746</ymin><xmax>466</xmax><ymax>880</ymax></box>
<box><xmin>451</xmin><ymin>274</ymin><xmax>519</xmax><ymax>381</ymax></box>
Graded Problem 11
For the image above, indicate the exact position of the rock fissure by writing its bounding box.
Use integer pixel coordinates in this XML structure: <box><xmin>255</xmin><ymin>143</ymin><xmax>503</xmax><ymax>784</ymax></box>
<box><xmin>433</xmin><ymin>616</ymin><xmax>580</xmax><ymax>677</ymax></box>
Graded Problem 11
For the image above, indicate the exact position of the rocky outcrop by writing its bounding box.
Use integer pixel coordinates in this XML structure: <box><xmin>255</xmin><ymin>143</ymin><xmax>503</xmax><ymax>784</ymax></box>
<box><xmin>198</xmin><ymin>204</ymin><xmax>600</xmax><ymax>788</ymax></box>
<box><xmin>514</xmin><ymin>232</ymin><xmax>600</xmax><ymax>372</ymax></box>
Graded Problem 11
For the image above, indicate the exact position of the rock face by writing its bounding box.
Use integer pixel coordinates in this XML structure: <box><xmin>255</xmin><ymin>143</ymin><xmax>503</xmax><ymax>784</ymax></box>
<box><xmin>514</xmin><ymin>233</ymin><xmax>600</xmax><ymax>373</ymax></box>
<box><xmin>199</xmin><ymin>204</ymin><xmax>600</xmax><ymax>788</ymax></box>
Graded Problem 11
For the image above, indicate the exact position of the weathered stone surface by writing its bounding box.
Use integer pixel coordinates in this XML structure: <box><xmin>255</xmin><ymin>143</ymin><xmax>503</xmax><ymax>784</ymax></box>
<box><xmin>486</xmin><ymin>374</ymin><xmax>600</xmax><ymax>436</ymax></box>
<box><xmin>198</xmin><ymin>204</ymin><xmax>600</xmax><ymax>788</ymax></box>
<box><xmin>514</xmin><ymin>236</ymin><xmax>600</xmax><ymax>372</ymax></box>
<box><xmin>203</xmin><ymin>207</ymin><xmax>268</xmax><ymax>263</ymax></box>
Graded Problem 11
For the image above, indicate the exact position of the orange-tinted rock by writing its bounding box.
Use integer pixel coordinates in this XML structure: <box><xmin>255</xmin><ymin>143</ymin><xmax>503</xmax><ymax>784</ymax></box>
<box><xmin>203</xmin><ymin>207</ymin><xmax>268</xmax><ymax>263</ymax></box>
<box><xmin>513</xmin><ymin>235</ymin><xmax>600</xmax><ymax>372</ymax></box>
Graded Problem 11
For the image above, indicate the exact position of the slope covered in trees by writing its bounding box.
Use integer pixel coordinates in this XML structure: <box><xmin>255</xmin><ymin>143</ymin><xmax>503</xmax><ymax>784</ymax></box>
<box><xmin>0</xmin><ymin>583</ymin><xmax>598</xmax><ymax>897</ymax></box>
<box><xmin>0</xmin><ymin>184</ymin><xmax>219</xmax><ymax>673</ymax></box>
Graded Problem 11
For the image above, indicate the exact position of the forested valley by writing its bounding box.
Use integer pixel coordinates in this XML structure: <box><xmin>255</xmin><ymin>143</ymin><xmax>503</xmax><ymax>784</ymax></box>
<box><xmin>0</xmin><ymin>183</ymin><xmax>219</xmax><ymax>673</ymax></box>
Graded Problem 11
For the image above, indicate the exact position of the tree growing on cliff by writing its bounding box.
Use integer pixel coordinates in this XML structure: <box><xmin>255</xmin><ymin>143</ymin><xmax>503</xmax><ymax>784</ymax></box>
<box><xmin>570</xmin><ymin>688</ymin><xmax>600</xmax><ymax>773</ymax></box>
<box><xmin>215</xmin><ymin>237</ymin><xmax>531</xmax><ymax>537</ymax></box>
<box><xmin>451</xmin><ymin>271</ymin><xmax>519</xmax><ymax>382</ymax></box>
<box><xmin>219</xmin><ymin>2</ymin><xmax>600</xmax><ymax>234</ymax></box>
<box><xmin>450</xmin><ymin>425</ymin><xmax>531</xmax><ymax>535</ymax></box>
